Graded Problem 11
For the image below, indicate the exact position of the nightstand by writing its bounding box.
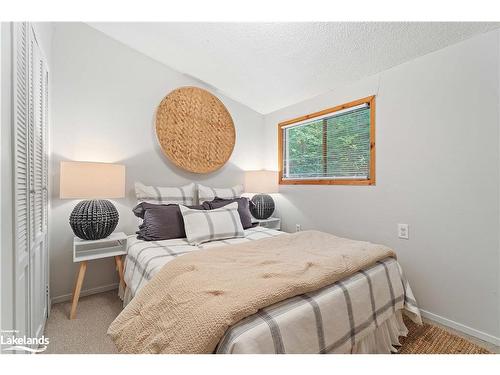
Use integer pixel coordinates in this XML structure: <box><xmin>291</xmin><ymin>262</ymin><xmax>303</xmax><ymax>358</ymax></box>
<box><xmin>70</xmin><ymin>232</ymin><xmax>127</xmax><ymax>319</ymax></box>
<box><xmin>252</xmin><ymin>217</ymin><xmax>281</xmax><ymax>231</ymax></box>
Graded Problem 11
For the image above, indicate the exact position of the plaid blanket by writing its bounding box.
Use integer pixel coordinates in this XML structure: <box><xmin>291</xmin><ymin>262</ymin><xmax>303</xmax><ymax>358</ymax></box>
<box><xmin>122</xmin><ymin>228</ymin><xmax>420</xmax><ymax>354</ymax></box>
<box><xmin>124</xmin><ymin>227</ymin><xmax>284</xmax><ymax>299</ymax></box>
<box><xmin>216</xmin><ymin>257</ymin><xmax>420</xmax><ymax>353</ymax></box>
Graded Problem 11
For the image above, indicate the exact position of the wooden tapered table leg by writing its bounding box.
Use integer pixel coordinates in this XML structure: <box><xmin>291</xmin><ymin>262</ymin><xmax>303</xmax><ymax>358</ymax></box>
<box><xmin>70</xmin><ymin>261</ymin><xmax>87</xmax><ymax>319</ymax></box>
<box><xmin>114</xmin><ymin>255</ymin><xmax>126</xmax><ymax>290</ymax></box>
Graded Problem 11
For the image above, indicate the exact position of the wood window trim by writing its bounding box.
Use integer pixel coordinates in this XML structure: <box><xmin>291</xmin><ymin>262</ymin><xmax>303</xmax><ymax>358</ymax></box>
<box><xmin>278</xmin><ymin>95</ymin><xmax>376</xmax><ymax>186</ymax></box>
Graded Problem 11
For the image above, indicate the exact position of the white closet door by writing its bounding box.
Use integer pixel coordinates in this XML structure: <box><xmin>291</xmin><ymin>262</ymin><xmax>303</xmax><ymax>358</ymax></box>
<box><xmin>43</xmin><ymin>58</ymin><xmax>50</xmax><ymax>315</ymax></box>
<box><xmin>28</xmin><ymin>25</ymin><xmax>48</xmax><ymax>340</ymax></box>
<box><xmin>13</xmin><ymin>21</ymin><xmax>31</xmax><ymax>341</ymax></box>
<box><xmin>13</xmin><ymin>22</ymin><xmax>49</xmax><ymax>343</ymax></box>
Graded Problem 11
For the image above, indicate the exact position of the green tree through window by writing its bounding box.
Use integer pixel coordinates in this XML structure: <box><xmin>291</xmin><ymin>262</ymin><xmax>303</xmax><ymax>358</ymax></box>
<box><xmin>283</xmin><ymin>104</ymin><xmax>371</xmax><ymax>181</ymax></box>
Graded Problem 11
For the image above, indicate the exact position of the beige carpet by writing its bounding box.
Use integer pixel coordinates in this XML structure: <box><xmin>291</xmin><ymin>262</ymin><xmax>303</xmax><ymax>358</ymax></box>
<box><xmin>43</xmin><ymin>290</ymin><xmax>121</xmax><ymax>354</ymax></box>
<box><xmin>43</xmin><ymin>290</ymin><xmax>496</xmax><ymax>354</ymax></box>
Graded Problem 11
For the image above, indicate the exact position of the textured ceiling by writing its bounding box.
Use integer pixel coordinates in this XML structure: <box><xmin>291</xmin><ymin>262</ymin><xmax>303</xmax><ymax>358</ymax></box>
<box><xmin>88</xmin><ymin>22</ymin><xmax>500</xmax><ymax>114</ymax></box>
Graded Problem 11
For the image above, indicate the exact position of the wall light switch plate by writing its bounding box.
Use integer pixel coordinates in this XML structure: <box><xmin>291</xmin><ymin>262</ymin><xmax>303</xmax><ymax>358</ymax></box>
<box><xmin>398</xmin><ymin>224</ymin><xmax>409</xmax><ymax>239</ymax></box>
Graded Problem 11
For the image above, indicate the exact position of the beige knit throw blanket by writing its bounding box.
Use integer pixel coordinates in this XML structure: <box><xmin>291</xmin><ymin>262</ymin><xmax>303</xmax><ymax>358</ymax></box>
<box><xmin>108</xmin><ymin>230</ymin><xmax>395</xmax><ymax>353</ymax></box>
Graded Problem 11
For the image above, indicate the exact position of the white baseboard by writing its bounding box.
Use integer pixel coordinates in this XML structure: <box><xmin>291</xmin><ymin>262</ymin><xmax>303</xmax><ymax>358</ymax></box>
<box><xmin>50</xmin><ymin>283</ymin><xmax>119</xmax><ymax>305</ymax></box>
<box><xmin>420</xmin><ymin>309</ymin><xmax>500</xmax><ymax>346</ymax></box>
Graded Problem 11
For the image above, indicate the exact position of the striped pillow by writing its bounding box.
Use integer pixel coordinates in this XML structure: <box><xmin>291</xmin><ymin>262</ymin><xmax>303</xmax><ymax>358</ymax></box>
<box><xmin>135</xmin><ymin>182</ymin><xmax>196</xmax><ymax>206</ymax></box>
<box><xmin>197</xmin><ymin>184</ymin><xmax>243</xmax><ymax>204</ymax></box>
<box><xmin>179</xmin><ymin>202</ymin><xmax>244</xmax><ymax>245</ymax></box>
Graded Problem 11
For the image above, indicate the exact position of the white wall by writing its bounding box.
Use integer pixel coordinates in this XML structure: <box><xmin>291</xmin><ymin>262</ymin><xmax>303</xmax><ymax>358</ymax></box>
<box><xmin>50</xmin><ymin>23</ymin><xmax>264</xmax><ymax>301</ymax></box>
<box><xmin>263</xmin><ymin>30</ymin><xmax>500</xmax><ymax>342</ymax></box>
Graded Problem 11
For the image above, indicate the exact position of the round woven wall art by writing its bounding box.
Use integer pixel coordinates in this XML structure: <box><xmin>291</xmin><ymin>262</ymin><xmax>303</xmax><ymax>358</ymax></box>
<box><xmin>155</xmin><ymin>86</ymin><xmax>236</xmax><ymax>174</ymax></box>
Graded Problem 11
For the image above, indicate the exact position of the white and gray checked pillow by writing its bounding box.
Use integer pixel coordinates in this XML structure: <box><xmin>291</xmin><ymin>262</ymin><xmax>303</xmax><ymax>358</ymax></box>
<box><xmin>197</xmin><ymin>184</ymin><xmax>243</xmax><ymax>204</ymax></box>
<box><xmin>135</xmin><ymin>182</ymin><xmax>196</xmax><ymax>206</ymax></box>
<box><xmin>179</xmin><ymin>202</ymin><xmax>244</xmax><ymax>245</ymax></box>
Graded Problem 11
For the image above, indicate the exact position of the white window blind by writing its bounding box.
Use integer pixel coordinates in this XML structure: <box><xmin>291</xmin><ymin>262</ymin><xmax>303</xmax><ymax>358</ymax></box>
<box><xmin>282</xmin><ymin>103</ymin><xmax>371</xmax><ymax>180</ymax></box>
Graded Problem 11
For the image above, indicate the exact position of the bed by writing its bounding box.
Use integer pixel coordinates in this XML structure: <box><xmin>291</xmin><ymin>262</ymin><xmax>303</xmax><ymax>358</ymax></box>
<box><xmin>115</xmin><ymin>226</ymin><xmax>421</xmax><ymax>354</ymax></box>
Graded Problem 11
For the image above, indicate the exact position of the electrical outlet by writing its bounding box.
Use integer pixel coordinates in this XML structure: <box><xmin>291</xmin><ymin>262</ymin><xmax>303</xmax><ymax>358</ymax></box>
<box><xmin>398</xmin><ymin>224</ymin><xmax>409</xmax><ymax>239</ymax></box>
<box><xmin>295</xmin><ymin>224</ymin><xmax>302</xmax><ymax>232</ymax></box>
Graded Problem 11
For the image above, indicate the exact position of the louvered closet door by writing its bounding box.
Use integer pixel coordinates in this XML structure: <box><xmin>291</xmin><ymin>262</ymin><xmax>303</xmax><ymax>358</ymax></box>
<box><xmin>28</xmin><ymin>25</ymin><xmax>49</xmax><ymax>340</ymax></box>
<box><xmin>13</xmin><ymin>22</ymin><xmax>49</xmax><ymax>343</ymax></box>
<box><xmin>13</xmin><ymin>22</ymin><xmax>31</xmax><ymax>341</ymax></box>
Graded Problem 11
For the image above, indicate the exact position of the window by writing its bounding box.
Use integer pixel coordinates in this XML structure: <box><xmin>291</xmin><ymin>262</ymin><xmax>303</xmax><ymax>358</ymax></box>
<box><xmin>278</xmin><ymin>96</ymin><xmax>375</xmax><ymax>185</ymax></box>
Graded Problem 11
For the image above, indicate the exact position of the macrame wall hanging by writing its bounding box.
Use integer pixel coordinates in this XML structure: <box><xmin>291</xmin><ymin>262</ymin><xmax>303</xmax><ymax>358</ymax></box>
<box><xmin>155</xmin><ymin>86</ymin><xmax>236</xmax><ymax>174</ymax></box>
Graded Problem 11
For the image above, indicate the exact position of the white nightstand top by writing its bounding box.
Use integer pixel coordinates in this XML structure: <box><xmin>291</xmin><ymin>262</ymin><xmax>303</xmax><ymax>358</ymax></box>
<box><xmin>73</xmin><ymin>232</ymin><xmax>127</xmax><ymax>262</ymax></box>
<box><xmin>251</xmin><ymin>217</ymin><xmax>281</xmax><ymax>230</ymax></box>
<box><xmin>73</xmin><ymin>231</ymin><xmax>127</xmax><ymax>245</ymax></box>
<box><xmin>251</xmin><ymin>217</ymin><xmax>280</xmax><ymax>224</ymax></box>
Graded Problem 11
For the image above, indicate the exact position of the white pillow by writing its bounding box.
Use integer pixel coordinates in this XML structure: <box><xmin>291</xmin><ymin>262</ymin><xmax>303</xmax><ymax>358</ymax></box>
<box><xmin>179</xmin><ymin>202</ymin><xmax>244</xmax><ymax>245</ymax></box>
<box><xmin>197</xmin><ymin>184</ymin><xmax>243</xmax><ymax>204</ymax></box>
<box><xmin>135</xmin><ymin>182</ymin><xmax>196</xmax><ymax>206</ymax></box>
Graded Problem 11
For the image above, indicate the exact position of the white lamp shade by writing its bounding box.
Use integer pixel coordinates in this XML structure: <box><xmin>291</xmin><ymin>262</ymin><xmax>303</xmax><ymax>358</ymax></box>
<box><xmin>244</xmin><ymin>170</ymin><xmax>279</xmax><ymax>194</ymax></box>
<box><xmin>60</xmin><ymin>161</ymin><xmax>125</xmax><ymax>199</ymax></box>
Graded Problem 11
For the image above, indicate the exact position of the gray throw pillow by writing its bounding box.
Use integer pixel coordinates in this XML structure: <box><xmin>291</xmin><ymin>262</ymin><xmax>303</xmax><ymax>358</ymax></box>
<box><xmin>201</xmin><ymin>197</ymin><xmax>255</xmax><ymax>229</ymax></box>
<box><xmin>133</xmin><ymin>202</ymin><xmax>204</xmax><ymax>241</ymax></box>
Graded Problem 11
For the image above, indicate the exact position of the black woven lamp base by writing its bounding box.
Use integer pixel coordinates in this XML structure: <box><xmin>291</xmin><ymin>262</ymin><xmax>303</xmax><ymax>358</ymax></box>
<box><xmin>250</xmin><ymin>194</ymin><xmax>275</xmax><ymax>220</ymax></box>
<box><xmin>70</xmin><ymin>199</ymin><xmax>119</xmax><ymax>240</ymax></box>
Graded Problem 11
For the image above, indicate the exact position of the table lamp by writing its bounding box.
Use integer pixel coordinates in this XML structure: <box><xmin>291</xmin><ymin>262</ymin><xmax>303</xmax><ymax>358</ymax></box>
<box><xmin>60</xmin><ymin>161</ymin><xmax>125</xmax><ymax>240</ymax></box>
<box><xmin>244</xmin><ymin>170</ymin><xmax>279</xmax><ymax>220</ymax></box>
